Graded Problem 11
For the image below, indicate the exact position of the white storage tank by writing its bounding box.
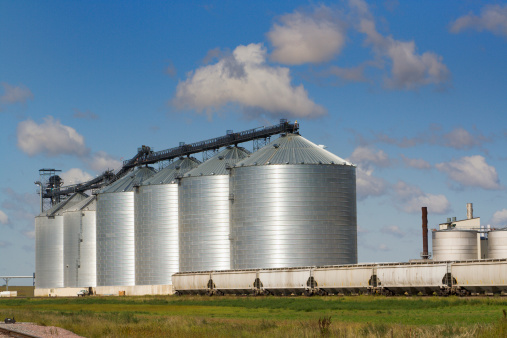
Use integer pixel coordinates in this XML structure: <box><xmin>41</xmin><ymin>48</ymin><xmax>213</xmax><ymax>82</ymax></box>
<box><xmin>96</xmin><ymin>167</ymin><xmax>155</xmax><ymax>286</ymax></box>
<box><xmin>179</xmin><ymin>147</ymin><xmax>249</xmax><ymax>272</ymax></box>
<box><xmin>63</xmin><ymin>196</ymin><xmax>97</xmax><ymax>288</ymax></box>
<box><xmin>229</xmin><ymin>133</ymin><xmax>357</xmax><ymax>269</ymax></box>
<box><xmin>35</xmin><ymin>193</ymin><xmax>88</xmax><ymax>289</ymax></box>
<box><xmin>134</xmin><ymin>157</ymin><xmax>200</xmax><ymax>285</ymax></box>
<box><xmin>432</xmin><ymin>230</ymin><xmax>478</xmax><ymax>261</ymax></box>
<box><xmin>487</xmin><ymin>229</ymin><xmax>507</xmax><ymax>259</ymax></box>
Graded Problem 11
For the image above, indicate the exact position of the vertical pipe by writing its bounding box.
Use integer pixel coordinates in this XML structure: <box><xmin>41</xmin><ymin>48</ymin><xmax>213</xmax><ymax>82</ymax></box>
<box><xmin>422</xmin><ymin>207</ymin><xmax>428</xmax><ymax>259</ymax></box>
<box><xmin>467</xmin><ymin>203</ymin><xmax>473</xmax><ymax>220</ymax></box>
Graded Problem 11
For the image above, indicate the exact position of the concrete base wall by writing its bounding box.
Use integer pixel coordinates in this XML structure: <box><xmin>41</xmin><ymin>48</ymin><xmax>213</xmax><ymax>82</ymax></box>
<box><xmin>35</xmin><ymin>284</ymin><xmax>173</xmax><ymax>297</ymax></box>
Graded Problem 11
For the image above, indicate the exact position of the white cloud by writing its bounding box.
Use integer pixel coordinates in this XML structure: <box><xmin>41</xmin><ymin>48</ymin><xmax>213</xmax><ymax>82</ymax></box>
<box><xmin>173</xmin><ymin>43</ymin><xmax>326</xmax><ymax>119</ymax></box>
<box><xmin>381</xmin><ymin>225</ymin><xmax>406</xmax><ymax>238</ymax></box>
<box><xmin>349</xmin><ymin>146</ymin><xmax>390</xmax><ymax>169</ymax></box>
<box><xmin>86</xmin><ymin>151</ymin><xmax>122</xmax><ymax>172</ymax></box>
<box><xmin>0</xmin><ymin>210</ymin><xmax>8</xmax><ymax>225</ymax></box>
<box><xmin>17</xmin><ymin>116</ymin><xmax>89</xmax><ymax>157</ymax></box>
<box><xmin>491</xmin><ymin>209</ymin><xmax>507</xmax><ymax>226</ymax></box>
<box><xmin>442</xmin><ymin>127</ymin><xmax>485</xmax><ymax>150</ymax></box>
<box><xmin>268</xmin><ymin>6</ymin><xmax>346</xmax><ymax>65</ymax></box>
<box><xmin>351</xmin><ymin>0</ymin><xmax>449</xmax><ymax>89</ymax></box>
<box><xmin>436</xmin><ymin>155</ymin><xmax>501</xmax><ymax>190</ymax></box>
<box><xmin>401</xmin><ymin>155</ymin><xmax>431</xmax><ymax>169</ymax></box>
<box><xmin>60</xmin><ymin>168</ymin><xmax>94</xmax><ymax>185</ymax></box>
<box><xmin>450</xmin><ymin>4</ymin><xmax>507</xmax><ymax>38</ymax></box>
<box><xmin>356</xmin><ymin>167</ymin><xmax>388</xmax><ymax>200</ymax></box>
<box><xmin>0</xmin><ymin>82</ymin><xmax>33</xmax><ymax>105</ymax></box>
<box><xmin>394</xmin><ymin>181</ymin><xmax>450</xmax><ymax>214</ymax></box>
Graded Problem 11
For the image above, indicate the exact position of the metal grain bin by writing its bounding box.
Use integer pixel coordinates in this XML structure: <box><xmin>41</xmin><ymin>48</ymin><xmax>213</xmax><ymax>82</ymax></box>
<box><xmin>179</xmin><ymin>147</ymin><xmax>249</xmax><ymax>272</ymax></box>
<box><xmin>432</xmin><ymin>230</ymin><xmax>478</xmax><ymax>261</ymax></box>
<box><xmin>229</xmin><ymin>134</ymin><xmax>357</xmax><ymax>270</ymax></box>
<box><xmin>35</xmin><ymin>193</ymin><xmax>88</xmax><ymax>288</ymax></box>
<box><xmin>488</xmin><ymin>229</ymin><xmax>507</xmax><ymax>259</ymax></box>
<box><xmin>63</xmin><ymin>196</ymin><xmax>97</xmax><ymax>288</ymax></box>
<box><xmin>134</xmin><ymin>157</ymin><xmax>200</xmax><ymax>285</ymax></box>
<box><xmin>96</xmin><ymin>167</ymin><xmax>155</xmax><ymax>286</ymax></box>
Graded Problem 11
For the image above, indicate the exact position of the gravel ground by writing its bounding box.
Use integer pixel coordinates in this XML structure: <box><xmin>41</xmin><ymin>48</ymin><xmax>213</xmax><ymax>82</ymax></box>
<box><xmin>0</xmin><ymin>323</ymin><xmax>84</xmax><ymax>337</ymax></box>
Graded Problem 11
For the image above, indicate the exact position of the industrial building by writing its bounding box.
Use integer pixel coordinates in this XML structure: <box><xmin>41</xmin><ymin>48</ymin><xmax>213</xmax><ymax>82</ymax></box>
<box><xmin>32</xmin><ymin>121</ymin><xmax>507</xmax><ymax>297</ymax></box>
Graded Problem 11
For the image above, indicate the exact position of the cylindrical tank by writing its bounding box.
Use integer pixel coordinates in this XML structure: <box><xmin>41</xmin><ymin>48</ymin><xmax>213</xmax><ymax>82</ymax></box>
<box><xmin>179</xmin><ymin>147</ymin><xmax>249</xmax><ymax>272</ymax></box>
<box><xmin>63</xmin><ymin>196</ymin><xmax>97</xmax><ymax>288</ymax></box>
<box><xmin>35</xmin><ymin>193</ymin><xmax>88</xmax><ymax>289</ymax></box>
<box><xmin>229</xmin><ymin>133</ymin><xmax>357</xmax><ymax>269</ymax></box>
<box><xmin>487</xmin><ymin>229</ymin><xmax>507</xmax><ymax>259</ymax></box>
<box><xmin>135</xmin><ymin>157</ymin><xmax>200</xmax><ymax>285</ymax></box>
<box><xmin>96</xmin><ymin>167</ymin><xmax>155</xmax><ymax>286</ymax></box>
<box><xmin>432</xmin><ymin>230</ymin><xmax>478</xmax><ymax>261</ymax></box>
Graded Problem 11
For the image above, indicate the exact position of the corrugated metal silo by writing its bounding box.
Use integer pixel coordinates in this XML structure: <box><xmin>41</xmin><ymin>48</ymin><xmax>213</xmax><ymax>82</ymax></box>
<box><xmin>135</xmin><ymin>157</ymin><xmax>200</xmax><ymax>285</ymax></box>
<box><xmin>179</xmin><ymin>147</ymin><xmax>249</xmax><ymax>272</ymax></box>
<box><xmin>63</xmin><ymin>196</ymin><xmax>97</xmax><ymax>288</ymax></box>
<box><xmin>229</xmin><ymin>133</ymin><xmax>357</xmax><ymax>269</ymax></box>
<box><xmin>487</xmin><ymin>229</ymin><xmax>507</xmax><ymax>259</ymax></box>
<box><xmin>96</xmin><ymin>167</ymin><xmax>155</xmax><ymax>286</ymax></box>
<box><xmin>432</xmin><ymin>230</ymin><xmax>478</xmax><ymax>261</ymax></box>
<box><xmin>35</xmin><ymin>193</ymin><xmax>88</xmax><ymax>289</ymax></box>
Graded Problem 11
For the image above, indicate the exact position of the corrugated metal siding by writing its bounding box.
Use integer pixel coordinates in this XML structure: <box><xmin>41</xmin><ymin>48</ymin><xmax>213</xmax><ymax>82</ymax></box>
<box><xmin>230</xmin><ymin>164</ymin><xmax>357</xmax><ymax>269</ymax></box>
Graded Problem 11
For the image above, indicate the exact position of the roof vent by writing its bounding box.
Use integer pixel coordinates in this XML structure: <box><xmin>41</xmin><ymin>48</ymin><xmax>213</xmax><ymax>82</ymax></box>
<box><xmin>330</xmin><ymin>161</ymin><xmax>334</xmax><ymax>164</ymax></box>
<box><xmin>273</xmin><ymin>144</ymin><xmax>280</xmax><ymax>148</ymax></box>
<box><xmin>318</xmin><ymin>161</ymin><xmax>323</xmax><ymax>164</ymax></box>
<box><xmin>175</xmin><ymin>166</ymin><xmax>181</xmax><ymax>170</ymax></box>
<box><xmin>211</xmin><ymin>172</ymin><xmax>215</xmax><ymax>175</ymax></box>
<box><xmin>218</xmin><ymin>156</ymin><xmax>224</xmax><ymax>160</ymax></box>
<box><xmin>253</xmin><ymin>162</ymin><xmax>257</xmax><ymax>166</ymax></box>
<box><xmin>200</xmin><ymin>173</ymin><xmax>203</xmax><ymax>176</ymax></box>
<box><xmin>285</xmin><ymin>161</ymin><xmax>289</xmax><ymax>164</ymax></box>
<box><xmin>267</xmin><ymin>161</ymin><xmax>271</xmax><ymax>165</ymax></box>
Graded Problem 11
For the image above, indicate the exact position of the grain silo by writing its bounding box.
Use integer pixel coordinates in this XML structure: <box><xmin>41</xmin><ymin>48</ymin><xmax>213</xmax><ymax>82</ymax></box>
<box><xmin>134</xmin><ymin>157</ymin><xmax>200</xmax><ymax>285</ymax></box>
<box><xmin>432</xmin><ymin>230</ymin><xmax>478</xmax><ymax>261</ymax></box>
<box><xmin>229</xmin><ymin>133</ymin><xmax>357</xmax><ymax>270</ymax></box>
<box><xmin>179</xmin><ymin>147</ymin><xmax>249</xmax><ymax>272</ymax></box>
<box><xmin>35</xmin><ymin>193</ymin><xmax>88</xmax><ymax>288</ymax></box>
<box><xmin>96</xmin><ymin>167</ymin><xmax>155</xmax><ymax>286</ymax></box>
<box><xmin>487</xmin><ymin>229</ymin><xmax>507</xmax><ymax>259</ymax></box>
<box><xmin>63</xmin><ymin>195</ymin><xmax>97</xmax><ymax>288</ymax></box>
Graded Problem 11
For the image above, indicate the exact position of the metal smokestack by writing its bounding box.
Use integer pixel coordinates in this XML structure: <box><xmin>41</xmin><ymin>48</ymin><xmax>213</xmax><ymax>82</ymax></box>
<box><xmin>467</xmin><ymin>203</ymin><xmax>473</xmax><ymax>220</ymax></box>
<box><xmin>421</xmin><ymin>207</ymin><xmax>429</xmax><ymax>259</ymax></box>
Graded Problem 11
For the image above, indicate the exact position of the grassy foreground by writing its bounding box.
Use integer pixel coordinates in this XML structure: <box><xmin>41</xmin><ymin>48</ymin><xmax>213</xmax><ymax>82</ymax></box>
<box><xmin>0</xmin><ymin>295</ymin><xmax>506</xmax><ymax>337</ymax></box>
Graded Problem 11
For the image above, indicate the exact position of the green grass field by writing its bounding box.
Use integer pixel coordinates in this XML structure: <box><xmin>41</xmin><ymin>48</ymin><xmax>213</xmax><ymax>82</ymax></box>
<box><xmin>1</xmin><ymin>295</ymin><xmax>506</xmax><ymax>337</ymax></box>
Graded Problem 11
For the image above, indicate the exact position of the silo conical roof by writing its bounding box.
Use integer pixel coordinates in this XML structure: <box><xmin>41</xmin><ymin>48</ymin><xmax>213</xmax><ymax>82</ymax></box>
<box><xmin>235</xmin><ymin>133</ymin><xmax>351</xmax><ymax>167</ymax></box>
<box><xmin>100</xmin><ymin>166</ymin><xmax>155</xmax><ymax>193</ymax></box>
<box><xmin>41</xmin><ymin>192</ymin><xmax>89</xmax><ymax>216</ymax></box>
<box><xmin>66</xmin><ymin>195</ymin><xmax>96</xmax><ymax>212</ymax></box>
<box><xmin>184</xmin><ymin>146</ymin><xmax>250</xmax><ymax>177</ymax></box>
<box><xmin>143</xmin><ymin>157</ymin><xmax>200</xmax><ymax>185</ymax></box>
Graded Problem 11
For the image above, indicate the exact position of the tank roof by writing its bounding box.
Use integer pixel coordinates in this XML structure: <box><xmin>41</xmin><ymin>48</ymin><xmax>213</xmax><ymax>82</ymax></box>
<box><xmin>235</xmin><ymin>133</ymin><xmax>352</xmax><ymax>167</ymax></box>
<box><xmin>100</xmin><ymin>166</ymin><xmax>156</xmax><ymax>193</ymax></box>
<box><xmin>40</xmin><ymin>192</ymin><xmax>89</xmax><ymax>217</ymax></box>
<box><xmin>184</xmin><ymin>147</ymin><xmax>250</xmax><ymax>177</ymax></box>
<box><xmin>66</xmin><ymin>195</ymin><xmax>96</xmax><ymax>212</ymax></box>
<box><xmin>143</xmin><ymin>157</ymin><xmax>200</xmax><ymax>185</ymax></box>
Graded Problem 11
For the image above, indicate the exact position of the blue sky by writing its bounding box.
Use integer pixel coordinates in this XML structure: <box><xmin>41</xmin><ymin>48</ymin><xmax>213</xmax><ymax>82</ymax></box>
<box><xmin>1</xmin><ymin>0</ymin><xmax>507</xmax><ymax>282</ymax></box>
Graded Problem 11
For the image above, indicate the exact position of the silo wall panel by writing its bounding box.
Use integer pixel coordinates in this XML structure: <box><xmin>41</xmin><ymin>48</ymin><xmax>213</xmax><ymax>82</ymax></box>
<box><xmin>96</xmin><ymin>192</ymin><xmax>135</xmax><ymax>286</ymax></box>
<box><xmin>230</xmin><ymin>165</ymin><xmax>357</xmax><ymax>270</ymax></box>
<box><xmin>35</xmin><ymin>216</ymin><xmax>64</xmax><ymax>288</ymax></box>
<box><xmin>63</xmin><ymin>212</ymin><xmax>80</xmax><ymax>287</ymax></box>
<box><xmin>488</xmin><ymin>231</ymin><xmax>507</xmax><ymax>259</ymax></box>
<box><xmin>135</xmin><ymin>184</ymin><xmax>179</xmax><ymax>285</ymax></box>
<box><xmin>432</xmin><ymin>231</ymin><xmax>478</xmax><ymax>261</ymax></box>
<box><xmin>179</xmin><ymin>175</ymin><xmax>230</xmax><ymax>272</ymax></box>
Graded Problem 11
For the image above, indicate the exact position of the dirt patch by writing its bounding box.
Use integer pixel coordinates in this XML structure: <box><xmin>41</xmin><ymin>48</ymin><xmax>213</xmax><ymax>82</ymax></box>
<box><xmin>0</xmin><ymin>322</ymin><xmax>84</xmax><ymax>337</ymax></box>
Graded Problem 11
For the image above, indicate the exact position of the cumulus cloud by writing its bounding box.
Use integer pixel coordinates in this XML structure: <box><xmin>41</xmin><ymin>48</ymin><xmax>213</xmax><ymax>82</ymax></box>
<box><xmin>0</xmin><ymin>210</ymin><xmax>8</xmax><ymax>225</ymax></box>
<box><xmin>356</xmin><ymin>167</ymin><xmax>388</xmax><ymax>200</ymax></box>
<box><xmin>17</xmin><ymin>116</ymin><xmax>89</xmax><ymax>157</ymax></box>
<box><xmin>381</xmin><ymin>225</ymin><xmax>406</xmax><ymax>238</ymax></box>
<box><xmin>60</xmin><ymin>168</ymin><xmax>94</xmax><ymax>185</ymax></box>
<box><xmin>349</xmin><ymin>146</ymin><xmax>391</xmax><ymax>169</ymax></box>
<box><xmin>491</xmin><ymin>209</ymin><xmax>507</xmax><ymax>226</ymax></box>
<box><xmin>450</xmin><ymin>4</ymin><xmax>507</xmax><ymax>38</ymax></box>
<box><xmin>442</xmin><ymin>127</ymin><xmax>486</xmax><ymax>150</ymax></box>
<box><xmin>401</xmin><ymin>155</ymin><xmax>431</xmax><ymax>169</ymax></box>
<box><xmin>173</xmin><ymin>43</ymin><xmax>326</xmax><ymax>119</ymax></box>
<box><xmin>73</xmin><ymin>109</ymin><xmax>98</xmax><ymax>120</ymax></box>
<box><xmin>86</xmin><ymin>151</ymin><xmax>122</xmax><ymax>172</ymax></box>
<box><xmin>351</xmin><ymin>0</ymin><xmax>449</xmax><ymax>89</ymax></box>
<box><xmin>268</xmin><ymin>6</ymin><xmax>346</xmax><ymax>65</ymax></box>
<box><xmin>394</xmin><ymin>181</ymin><xmax>450</xmax><ymax>214</ymax></box>
<box><xmin>0</xmin><ymin>82</ymin><xmax>33</xmax><ymax>105</ymax></box>
<box><xmin>436</xmin><ymin>155</ymin><xmax>501</xmax><ymax>190</ymax></box>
